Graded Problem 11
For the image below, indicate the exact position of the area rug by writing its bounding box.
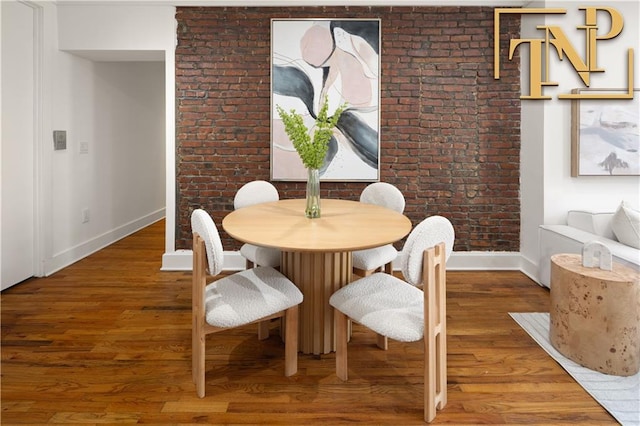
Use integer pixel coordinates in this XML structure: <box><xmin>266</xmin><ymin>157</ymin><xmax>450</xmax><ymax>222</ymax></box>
<box><xmin>510</xmin><ymin>312</ymin><xmax>640</xmax><ymax>426</ymax></box>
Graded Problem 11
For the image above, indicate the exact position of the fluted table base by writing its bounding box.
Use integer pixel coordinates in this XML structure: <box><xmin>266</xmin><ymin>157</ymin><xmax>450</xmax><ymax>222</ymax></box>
<box><xmin>281</xmin><ymin>251</ymin><xmax>352</xmax><ymax>355</ymax></box>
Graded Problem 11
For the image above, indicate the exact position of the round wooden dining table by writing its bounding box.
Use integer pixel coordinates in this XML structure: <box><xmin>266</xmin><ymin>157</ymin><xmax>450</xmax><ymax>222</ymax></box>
<box><xmin>222</xmin><ymin>198</ymin><xmax>412</xmax><ymax>355</ymax></box>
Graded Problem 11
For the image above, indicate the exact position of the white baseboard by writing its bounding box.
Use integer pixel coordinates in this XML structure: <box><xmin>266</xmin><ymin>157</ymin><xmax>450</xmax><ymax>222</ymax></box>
<box><xmin>44</xmin><ymin>209</ymin><xmax>165</xmax><ymax>276</ymax></box>
<box><xmin>161</xmin><ymin>249</ymin><xmax>527</xmax><ymax>273</ymax></box>
<box><xmin>161</xmin><ymin>249</ymin><xmax>193</xmax><ymax>271</ymax></box>
<box><xmin>442</xmin><ymin>251</ymin><xmax>521</xmax><ymax>270</ymax></box>
<box><xmin>519</xmin><ymin>253</ymin><xmax>544</xmax><ymax>287</ymax></box>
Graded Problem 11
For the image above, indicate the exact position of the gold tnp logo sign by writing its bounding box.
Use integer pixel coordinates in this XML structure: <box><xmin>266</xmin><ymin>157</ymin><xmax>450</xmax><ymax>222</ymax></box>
<box><xmin>494</xmin><ymin>7</ymin><xmax>635</xmax><ymax>100</ymax></box>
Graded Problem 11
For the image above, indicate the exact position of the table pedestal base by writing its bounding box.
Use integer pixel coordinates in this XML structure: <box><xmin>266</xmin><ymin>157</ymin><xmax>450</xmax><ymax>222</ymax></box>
<box><xmin>281</xmin><ymin>251</ymin><xmax>352</xmax><ymax>355</ymax></box>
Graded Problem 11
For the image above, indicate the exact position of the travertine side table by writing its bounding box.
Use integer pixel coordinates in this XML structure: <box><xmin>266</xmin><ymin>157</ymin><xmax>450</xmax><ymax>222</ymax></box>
<box><xmin>549</xmin><ymin>253</ymin><xmax>640</xmax><ymax>376</ymax></box>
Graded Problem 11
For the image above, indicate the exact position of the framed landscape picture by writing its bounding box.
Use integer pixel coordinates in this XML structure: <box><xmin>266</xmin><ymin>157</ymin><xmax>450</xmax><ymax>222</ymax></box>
<box><xmin>271</xmin><ymin>18</ymin><xmax>381</xmax><ymax>181</ymax></box>
<box><xmin>571</xmin><ymin>88</ymin><xmax>640</xmax><ymax>176</ymax></box>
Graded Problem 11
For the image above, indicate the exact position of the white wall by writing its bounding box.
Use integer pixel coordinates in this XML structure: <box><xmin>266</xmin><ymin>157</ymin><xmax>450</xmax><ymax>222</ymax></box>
<box><xmin>542</xmin><ymin>1</ymin><xmax>639</xmax><ymax>223</ymax></box>
<box><xmin>57</xmin><ymin>4</ymin><xmax>175</xmax><ymax>54</ymax></box>
<box><xmin>56</xmin><ymin>3</ymin><xmax>177</xmax><ymax>261</ymax></box>
<box><xmin>519</xmin><ymin>0</ymin><xmax>640</xmax><ymax>282</ymax></box>
<box><xmin>48</xmin><ymin>58</ymin><xmax>166</xmax><ymax>270</ymax></box>
<box><xmin>20</xmin><ymin>3</ymin><xmax>175</xmax><ymax>275</ymax></box>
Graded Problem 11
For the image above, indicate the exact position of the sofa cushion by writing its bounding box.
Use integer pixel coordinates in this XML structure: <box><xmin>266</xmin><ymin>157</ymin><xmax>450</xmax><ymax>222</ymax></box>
<box><xmin>611</xmin><ymin>201</ymin><xmax>640</xmax><ymax>249</ymax></box>
<box><xmin>567</xmin><ymin>210</ymin><xmax>615</xmax><ymax>239</ymax></box>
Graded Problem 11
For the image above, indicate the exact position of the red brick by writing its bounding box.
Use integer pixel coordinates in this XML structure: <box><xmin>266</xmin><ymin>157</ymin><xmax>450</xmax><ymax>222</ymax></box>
<box><xmin>175</xmin><ymin>6</ymin><xmax>520</xmax><ymax>252</ymax></box>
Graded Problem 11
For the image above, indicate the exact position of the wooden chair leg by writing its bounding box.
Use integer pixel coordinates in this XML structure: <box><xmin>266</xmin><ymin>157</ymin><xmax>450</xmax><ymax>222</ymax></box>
<box><xmin>372</xmin><ymin>261</ymin><xmax>392</xmax><ymax>351</ymax></box>
<box><xmin>376</xmin><ymin>334</ymin><xmax>388</xmax><ymax>350</ymax></box>
<box><xmin>436</xmin><ymin>323</ymin><xmax>447</xmax><ymax>410</ymax></box>
<box><xmin>424</xmin><ymin>323</ymin><xmax>437</xmax><ymax>422</ymax></box>
<box><xmin>435</xmin><ymin>252</ymin><xmax>447</xmax><ymax>412</ymax></box>
<box><xmin>283</xmin><ymin>306</ymin><xmax>298</xmax><ymax>377</ymax></box>
<box><xmin>192</xmin><ymin>234</ymin><xmax>207</xmax><ymax>398</ymax></box>
<box><xmin>424</xmin><ymin>317</ymin><xmax>447</xmax><ymax>421</ymax></box>
<box><xmin>194</xmin><ymin>323</ymin><xmax>206</xmax><ymax>398</ymax></box>
<box><xmin>192</xmin><ymin>313</ymin><xmax>197</xmax><ymax>385</ymax></box>
<box><xmin>423</xmin><ymin>243</ymin><xmax>448</xmax><ymax>422</ymax></box>
<box><xmin>335</xmin><ymin>310</ymin><xmax>349</xmax><ymax>381</ymax></box>
<box><xmin>258</xmin><ymin>320</ymin><xmax>270</xmax><ymax>340</ymax></box>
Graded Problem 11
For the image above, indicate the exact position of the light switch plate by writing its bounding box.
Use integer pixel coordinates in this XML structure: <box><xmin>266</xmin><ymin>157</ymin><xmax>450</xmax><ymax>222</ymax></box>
<box><xmin>53</xmin><ymin>130</ymin><xmax>67</xmax><ymax>150</ymax></box>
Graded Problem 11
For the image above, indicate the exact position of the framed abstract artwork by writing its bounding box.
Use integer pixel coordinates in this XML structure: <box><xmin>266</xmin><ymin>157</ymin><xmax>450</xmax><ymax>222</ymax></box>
<box><xmin>571</xmin><ymin>88</ymin><xmax>640</xmax><ymax>176</ymax></box>
<box><xmin>271</xmin><ymin>18</ymin><xmax>381</xmax><ymax>181</ymax></box>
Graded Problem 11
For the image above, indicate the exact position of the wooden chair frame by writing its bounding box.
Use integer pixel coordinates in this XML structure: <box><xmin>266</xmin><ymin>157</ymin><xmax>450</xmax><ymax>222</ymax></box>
<box><xmin>192</xmin><ymin>233</ymin><xmax>298</xmax><ymax>398</ymax></box>
<box><xmin>353</xmin><ymin>261</ymin><xmax>393</xmax><ymax>277</ymax></box>
<box><xmin>335</xmin><ymin>242</ymin><xmax>447</xmax><ymax>423</ymax></box>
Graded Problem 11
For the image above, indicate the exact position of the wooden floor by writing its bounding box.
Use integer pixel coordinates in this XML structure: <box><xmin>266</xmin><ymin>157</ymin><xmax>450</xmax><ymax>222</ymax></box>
<box><xmin>1</xmin><ymin>220</ymin><xmax>616</xmax><ymax>425</ymax></box>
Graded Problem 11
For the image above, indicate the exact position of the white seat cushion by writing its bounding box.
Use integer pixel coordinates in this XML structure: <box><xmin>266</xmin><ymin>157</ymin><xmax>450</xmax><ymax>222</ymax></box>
<box><xmin>329</xmin><ymin>272</ymin><xmax>424</xmax><ymax>342</ymax></box>
<box><xmin>205</xmin><ymin>266</ymin><xmax>302</xmax><ymax>328</ymax></box>
<box><xmin>352</xmin><ymin>244</ymin><xmax>398</xmax><ymax>270</ymax></box>
<box><xmin>240</xmin><ymin>243</ymin><xmax>281</xmax><ymax>267</ymax></box>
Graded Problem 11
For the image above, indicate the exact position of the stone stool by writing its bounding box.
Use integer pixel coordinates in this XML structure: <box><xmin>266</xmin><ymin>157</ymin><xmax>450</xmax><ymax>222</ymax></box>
<box><xmin>549</xmin><ymin>253</ymin><xmax>640</xmax><ymax>376</ymax></box>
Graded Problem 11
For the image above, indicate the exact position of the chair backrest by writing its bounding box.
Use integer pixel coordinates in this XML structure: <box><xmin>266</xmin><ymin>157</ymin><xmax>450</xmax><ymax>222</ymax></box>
<box><xmin>234</xmin><ymin>180</ymin><xmax>279</xmax><ymax>210</ymax></box>
<box><xmin>191</xmin><ymin>209</ymin><xmax>224</xmax><ymax>276</ymax></box>
<box><xmin>400</xmin><ymin>215</ymin><xmax>454</xmax><ymax>286</ymax></box>
<box><xmin>360</xmin><ymin>182</ymin><xmax>405</xmax><ymax>213</ymax></box>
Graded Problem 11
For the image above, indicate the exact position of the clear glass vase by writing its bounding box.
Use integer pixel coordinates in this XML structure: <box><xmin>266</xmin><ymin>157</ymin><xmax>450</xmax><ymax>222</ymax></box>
<box><xmin>305</xmin><ymin>168</ymin><xmax>321</xmax><ymax>218</ymax></box>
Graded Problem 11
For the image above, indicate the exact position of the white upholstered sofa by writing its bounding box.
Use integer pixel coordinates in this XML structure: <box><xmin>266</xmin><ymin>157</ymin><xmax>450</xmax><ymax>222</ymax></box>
<box><xmin>538</xmin><ymin>202</ymin><xmax>640</xmax><ymax>288</ymax></box>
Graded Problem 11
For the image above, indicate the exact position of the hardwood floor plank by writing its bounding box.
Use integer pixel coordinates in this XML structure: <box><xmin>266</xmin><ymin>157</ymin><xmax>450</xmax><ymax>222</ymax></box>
<box><xmin>1</xmin><ymin>220</ymin><xmax>617</xmax><ymax>424</ymax></box>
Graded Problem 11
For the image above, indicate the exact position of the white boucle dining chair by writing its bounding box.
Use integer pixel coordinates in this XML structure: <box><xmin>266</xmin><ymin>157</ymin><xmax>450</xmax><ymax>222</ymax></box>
<box><xmin>233</xmin><ymin>180</ymin><xmax>281</xmax><ymax>269</ymax></box>
<box><xmin>190</xmin><ymin>209</ymin><xmax>302</xmax><ymax>398</ymax></box>
<box><xmin>352</xmin><ymin>182</ymin><xmax>406</xmax><ymax>277</ymax></box>
<box><xmin>330</xmin><ymin>215</ymin><xmax>454</xmax><ymax>423</ymax></box>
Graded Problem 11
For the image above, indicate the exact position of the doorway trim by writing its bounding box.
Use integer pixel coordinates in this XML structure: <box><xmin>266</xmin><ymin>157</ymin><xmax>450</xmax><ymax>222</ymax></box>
<box><xmin>30</xmin><ymin>0</ymin><xmax>45</xmax><ymax>278</ymax></box>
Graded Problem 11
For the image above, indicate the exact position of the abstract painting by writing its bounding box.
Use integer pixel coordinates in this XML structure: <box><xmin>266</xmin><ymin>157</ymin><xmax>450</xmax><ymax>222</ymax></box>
<box><xmin>571</xmin><ymin>88</ymin><xmax>640</xmax><ymax>176</ymax></box>
<box><xmin>271</xmin><ymin>19</ymin><xmax>381</xmax><ymax>181</ymax></box>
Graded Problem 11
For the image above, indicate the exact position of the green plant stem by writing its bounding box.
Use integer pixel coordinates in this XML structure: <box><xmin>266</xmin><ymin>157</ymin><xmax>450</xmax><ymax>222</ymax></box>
<box><xmin>276</xmin><ymin>97</ymin><xmax>346</xmax><ymax>170</ymax></box>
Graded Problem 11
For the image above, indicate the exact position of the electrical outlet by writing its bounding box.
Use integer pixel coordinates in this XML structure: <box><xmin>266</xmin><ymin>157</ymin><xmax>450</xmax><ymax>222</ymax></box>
<box><xmin>82</xmin><ymin>208</ymin><xmax>90</xmax><ymax>223</ymax></box>
<box><xmin>79</xmin><ymin>141</ymin><xmax>89</xmax><ymax>154</ymax></box>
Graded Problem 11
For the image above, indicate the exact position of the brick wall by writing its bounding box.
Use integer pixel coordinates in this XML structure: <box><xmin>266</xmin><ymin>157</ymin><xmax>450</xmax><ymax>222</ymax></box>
<box><xmin>175</xmin><ymin>6</ymin><xmax>521</xmax><ymax>252</ymax></box>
